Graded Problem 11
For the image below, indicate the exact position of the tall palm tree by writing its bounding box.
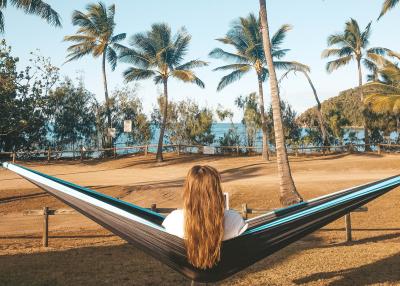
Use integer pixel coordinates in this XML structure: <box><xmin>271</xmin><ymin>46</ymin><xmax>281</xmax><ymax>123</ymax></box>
<box><xmin>280</xmin><ymin>66</ymin><xmax>329</xmax><ymax>147</ymax></box>
<box><xmin>119</xmin><ymin>23</ymin><xmax>207</xmax><ymax>162</ymax></box>
<box><xmin>64</xmin><ymin>2</ymin><xmax>126</xmax><ymax>139</ymax></box>
<box><xmin>322</xmin><ymin>19</ymin><xmax>387</xmax><ymax>150</ymax></box>
<box><xmin>365</xmin><ymin>51</ymin><xmax>400</xmax><ymax>140</ymax></box>
<box><xmin>0</xmin><ymin>0</ymin><xmax>61</xmax><ymax>33</ymax></box>
<box><xmin>259</xmin><ymin>0</ymin><xmax>303</xmax><ymax>206</ymax></box>
<box><xmin>379</xmin><ymin>0</ymin><xmax>399</xmax><ymax>19</ymax></box>
<box><xmin>209</xmin><ymin>13</ymin><xmax>306</xmax><ymax>161</ymax></box>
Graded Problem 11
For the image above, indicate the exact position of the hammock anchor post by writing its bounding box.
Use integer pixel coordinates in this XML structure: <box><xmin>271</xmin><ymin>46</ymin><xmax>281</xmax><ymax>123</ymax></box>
<box><xmin>345</xmin><ymin>213</ymin><xmax>352</xmax><ymax>242</ymax></box>
<box><xmin>43</xmin><ymin>207</ymin><xmax>49</xmax><ymax>247</ymax></box>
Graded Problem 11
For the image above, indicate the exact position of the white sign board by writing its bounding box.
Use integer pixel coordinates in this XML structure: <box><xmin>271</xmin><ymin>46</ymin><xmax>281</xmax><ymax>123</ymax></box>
<box><xmin>124</xmin><ymin>120</ymin><xmax>132</xmax><ymax>133</ymax></box>
<box><xmin>107</xmin><ymin>128</ymin><xmax>116</xmax><ymax>138</ymax></box>
<box><xmin>203</xmin><ymin>146</ymin><xmax>216</xmax><ymax>155</ymax></box>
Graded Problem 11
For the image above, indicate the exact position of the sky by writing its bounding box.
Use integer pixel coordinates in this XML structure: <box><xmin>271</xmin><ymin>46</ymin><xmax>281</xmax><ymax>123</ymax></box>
<box><xmin>2</xmin><ymin>0</ymin><xmax>400</xmax><ymax>122</ymax></box>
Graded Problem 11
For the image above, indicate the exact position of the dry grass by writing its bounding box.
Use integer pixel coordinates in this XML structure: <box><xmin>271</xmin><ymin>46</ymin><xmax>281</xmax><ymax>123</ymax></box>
<box><xmin>0</xmin><ymin>153</ymin><xmax>399</xmax><ymax>285</ymax></box>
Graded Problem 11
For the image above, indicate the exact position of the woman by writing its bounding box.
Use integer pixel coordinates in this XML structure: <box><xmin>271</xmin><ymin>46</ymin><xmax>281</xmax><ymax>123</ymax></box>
<box><xmin>162</xmin><ymin>165</ymin><xmax>247</xmax><ymax>269</ymax></box>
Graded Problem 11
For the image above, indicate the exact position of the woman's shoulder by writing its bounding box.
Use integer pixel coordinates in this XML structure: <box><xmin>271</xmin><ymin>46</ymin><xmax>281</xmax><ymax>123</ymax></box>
<box><xmin>162</xmin><ymin>209</ymin><xmax>183</xmax><ymax>225</ymax></box>
<box><xmin>224</xmin><ymin>209</ymin><xmax>243</xmax><ymax>219</ymax></box>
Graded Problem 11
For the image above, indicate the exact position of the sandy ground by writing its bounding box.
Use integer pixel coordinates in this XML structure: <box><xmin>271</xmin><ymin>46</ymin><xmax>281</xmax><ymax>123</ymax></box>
<box><xmin>0</xmin><ymin>153</ymin><xmax>399</xmax><ymax>285</ymax></box>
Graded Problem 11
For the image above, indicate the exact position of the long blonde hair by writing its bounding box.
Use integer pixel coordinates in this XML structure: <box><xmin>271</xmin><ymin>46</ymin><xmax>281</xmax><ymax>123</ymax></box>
<box><xmin>183</xmin><ymin>165</ymin><xmax>225</xmax><ymax>269</ymax></box>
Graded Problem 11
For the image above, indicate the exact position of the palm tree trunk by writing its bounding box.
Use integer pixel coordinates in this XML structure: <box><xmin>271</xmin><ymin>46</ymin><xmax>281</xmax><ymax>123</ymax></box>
<box><xmin>102</xmin><ymin>51</ymin><xmax>112</xmax><ymax>148</ymax></box>
<box><xmin>302</xmin><ymin>71</ymin><xmax>328</xmax><ymax>146</ymax></box>
<box><xmin>258</xmin><ymin>75</ymin><xmax>270</xmax><ymax>161</ymax></box>
<box><xmin>156</xmin><ymin>80</ymin><xmax>168</xmax><ymax>162</ymax></box>
<box><xmin>357</xmin><ymin>59</ymin><xmax>370</xmax><ymax>151</ymax></box>
<box><xmin>259</xmin><ymin>0</ymin><xmax>303</xmax><ymax>206</ymax></box>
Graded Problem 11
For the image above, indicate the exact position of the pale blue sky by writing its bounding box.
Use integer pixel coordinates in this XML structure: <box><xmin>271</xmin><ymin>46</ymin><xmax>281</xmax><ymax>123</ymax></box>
<box><xmin>2</xmin><ymin>1</ymin><xmax>399</xmax><ymax>121</ymax></box>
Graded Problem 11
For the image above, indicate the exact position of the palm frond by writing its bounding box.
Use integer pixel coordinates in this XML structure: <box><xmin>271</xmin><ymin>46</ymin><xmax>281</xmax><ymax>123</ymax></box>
<box><xmin>378</xmin><ymin>0</ymin><xmax>399</xmax><ymax>19</ymax></box>
<box><xmin>170</xmin><ymin>27</ymin><xmax>191</xmax><ymax>66</ymax></box>
<box><xmin>360</xmin><ymin>22</ymin><xmax>372</xmax><ymax>48</ymax></box>
<box><xmin>271</xmin><ymin>24</ymin><xmax>292</xmax><ymax>48</ymax></box>
<box><xmin>64</xmin><ymin>43</ymin><xmax>95</xmax><ymax>62</ymax></box>
<box><xmin>63</xmin><ymin>34</ymin><xmax>97</xmax><ymax>43</ymax></box>
<box><xmin>274</xmin><ymin>61</ymin><xmax>309</xmax><ymax>71</ymax></box>
<box><xmin>261</xmin><ymin>67</ymin><xmax>269</xmax><ymax>82</ymax></box>
<box><xmin>326</xmin><ymin>55</ymin><xmax>353</xmax><ymax>73</ymax></box>
<box><xmin>208</xmin><ymin>48</ymin><xmax>248</xmax><ymax>63</ymax></box>
<box><xmin>123</xmin><ymin>67</ymin><xmax>156</xmax><ymax>82</ymax></box>
<box><xmin>365</xmin><ymin>93</ymin><xmax>400</xmax><ymax>113</ymax></box>
<box><xmin>175</xmin><ymin>60</ymin><xmax>208</xmax><ymax>70</ymax></box>
<box><xmin>10</xmin><ymin>0</ymin><xmax>61</xmax><ymax>27</ymax></box>
<box><xmin>71</xmin><ymin>10</ymin><xmax>97</xmax><ymax>34</ymax></box>
<box><xmin>387</xmin><ymin>50</ymin><xmax>400</xmax><ymax>61</ymax></box>
<box><xmin>212</xmin><ymin>63</ymin><xmax>251</xmax><ymax>72</ymax></box>
<box><xmin>271</xmin><ymin>48</ymin><xmax>290</xmax><ymax>59</ymax></box>
<box><xmin>118</xmin><ymin>46</ymin><xmax>150</xmax><ymax>68</ymax></box>
<box><xmin>111</xmin><ymin>33</ymin><xmax>126</xmax><ymax>43</ymax></box>
<box><xmin>216</xmin><ymin>68</ymin><xmax>249</xmax><ymax>91</ymax></box>
<box><xmin>107</xmin><ymin>46</ymin><xmax>117</xmax><ymax>71</ymax></box>
<box><xmin>170</xmin><ymin>70</ymin><xmax>205</xmax><ymax>88</ymax></box>
<box><xmin>327</xmin><ymin>33</ymin><xmax>346</xmax><ymax>47</ymax></box>
<box><xmin>0</xmin><ymin>10</ymin><xmax>4</xmax><ymax>33</ymax></box>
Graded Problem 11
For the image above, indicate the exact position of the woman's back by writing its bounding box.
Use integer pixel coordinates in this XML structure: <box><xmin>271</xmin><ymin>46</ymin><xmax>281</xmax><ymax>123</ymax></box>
<box><xmin>162</xmin><ymin>209</ymin><xmax>248</xmax><ymax>240</ymax></box>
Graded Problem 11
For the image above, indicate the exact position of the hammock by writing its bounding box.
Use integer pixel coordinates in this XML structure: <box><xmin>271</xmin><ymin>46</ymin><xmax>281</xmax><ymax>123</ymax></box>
<box><xmin>2</xmin><ymin>162</ymin><xmax>400</xmax><ymax>283</ymax></box>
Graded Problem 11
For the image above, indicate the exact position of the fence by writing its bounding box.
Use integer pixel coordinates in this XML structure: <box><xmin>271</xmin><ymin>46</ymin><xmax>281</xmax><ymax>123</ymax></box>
<box><xmin>19</xmin><ymin>203</ymin><xmax>368</xmax><ymax>247</ymax></box>
<box><xmin>1</xmin><ymin>143</ymin><xmax>400</xmax><ymax>163</ymax></box>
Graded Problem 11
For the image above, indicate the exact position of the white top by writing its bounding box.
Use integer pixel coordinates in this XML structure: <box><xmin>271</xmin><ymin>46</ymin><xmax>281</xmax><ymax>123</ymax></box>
<box><xmin>162</xmin><ymin>209</ymin><xmax>248</xmax><ymax>240</ymax></box>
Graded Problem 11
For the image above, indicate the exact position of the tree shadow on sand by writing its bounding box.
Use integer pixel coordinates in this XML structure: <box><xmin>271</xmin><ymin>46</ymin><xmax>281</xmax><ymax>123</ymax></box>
<box><xmin>294</xmin><ymin>252</ymin><xmax>400</xmax><ymax>285</ymax></box>
<box><xmin>0</xmin><ymin>234</ymin><xmax>323</xmax><ymax>286</ymax></box>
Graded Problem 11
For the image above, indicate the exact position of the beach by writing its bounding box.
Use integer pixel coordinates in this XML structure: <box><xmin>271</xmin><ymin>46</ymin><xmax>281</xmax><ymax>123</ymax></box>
<box><xmin>1</xmin><ymin>153</ymin><xmax>399</xmax><ymax>285</ymax></box>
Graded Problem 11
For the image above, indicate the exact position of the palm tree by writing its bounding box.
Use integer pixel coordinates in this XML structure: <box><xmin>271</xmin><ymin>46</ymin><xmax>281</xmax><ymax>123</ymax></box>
<box><xmin>119</xmin><ymin>23</ymin><xmax>207</xmax><ymax>162</ymax></box>
<box><xmin>0</xmin><ymin>0</ymin><xmax>61</xmax><ymax>32</ymax></box>
<box><xmin>258</xmin><ymin>0</ymin><xmax>303</xmax><ymax>206</ymax></box>
<box><xmin>366</xmin><ymin>94</ymin><xmax>400</xmax><ymax>140</ymax></box>
<box><xmin>322</xmin><ymin>18</ymin><xmax>388</xmax><ymax>151</ymax></box>
<box><xmin>210</xmin><ymin>13</ymin><xmax>306</xmax><ymax>161</ymax></box>
<box><xmin>280</xmin><ymin>66</ymin><xmax>329</xmax><ymax>147</ymax></box>
<box><xmin>379</xmin><ymin>0</ymin><xmax>399</xmax><ymax>19</ymax></box>
<box><xmin>64</xmin><ymin>2</ymin><xmax>126</xmax><ymax>140</ymax></box>
<box><xmin>365</xmin><ymin>51</ymin><xmax>400</xmax><ymax>140</ymax></box>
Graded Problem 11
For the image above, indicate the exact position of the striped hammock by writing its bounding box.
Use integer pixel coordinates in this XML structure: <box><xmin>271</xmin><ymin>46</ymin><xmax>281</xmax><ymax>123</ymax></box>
<box><xmin>2</xmin><ymin>162</ymin><xmax>400</xmax><ymax>283</ymax></box>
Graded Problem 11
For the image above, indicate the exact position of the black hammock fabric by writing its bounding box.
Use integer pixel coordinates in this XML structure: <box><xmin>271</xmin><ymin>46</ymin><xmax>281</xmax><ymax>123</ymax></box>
<box><xmin>3</xmin><ymin>162</ymin><xmax>400</xmax><ymax>283</ymax></box>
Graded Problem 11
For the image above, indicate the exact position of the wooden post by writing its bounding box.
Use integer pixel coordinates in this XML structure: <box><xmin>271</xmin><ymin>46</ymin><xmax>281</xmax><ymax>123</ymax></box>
<box><xmin>345</xmin><ymin>213</ymin><xmax>352</xmax><ymax>242</ymax></box>
<box><xmin>177</xmin><ymin>144</ymin><xmax>180</xmax><ymax>156</ymax></box>
<box><xmin>43</xmin><ymin>207</ymin><xmax>49</xmax><ymax>247</ymax></box>
<box><xmin>295</xmin><ymin>147</ymin><xmax>299</xmax><ymax>157</ymax></box>
<box><xmin>348</xmin><ymin>144</ymin><xmax>353</xmax><ymax>154</ymax></box>
<box><xmin>377</xmin><ymin>144</ymin><xmax>381</xmax><ymax>155</ymax></box>
<box><xmin>113</xmin><ymin>146</ymin><xmax>117</xmax><ymax>159</ymax></box>
<box><xmin>241</xmin><ymin>203</ymin><xmax>248</xmax><ymax>219</ymax></box>
<box><xmin>144</xmin><ymin>145</ymin><xmax>148</xmax><ymax>156</ymax></box>
<box><xmin>236</xmin><ymin>146</ymin><xmax>240</xmax><ymax>156</ymax></box>
<box><xmin>80</xmin><ymin>147</ymin><xmax>83</xmax><ymax>161</ymax></box>
<box><xmin>47</xmin><ymin>147</ymin><xmax>51</xmax><ymax>162</ymax></box>
<box><xmin>12</xmin><ymin>152</ymin><xmax>16</xmax><ymax>163</ymax></box>
<box><xmin>151</xmin><ymin>203</ymin><xmax>157</xmax><ymax>212</ymax></box>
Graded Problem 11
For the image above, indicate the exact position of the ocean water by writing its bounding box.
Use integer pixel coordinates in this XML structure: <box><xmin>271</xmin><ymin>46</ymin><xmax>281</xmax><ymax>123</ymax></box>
<box><xmin>117</xmin><ymin>122</ymin><xmax>398</xmax><ymax>148</ymax></box>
